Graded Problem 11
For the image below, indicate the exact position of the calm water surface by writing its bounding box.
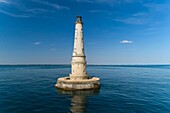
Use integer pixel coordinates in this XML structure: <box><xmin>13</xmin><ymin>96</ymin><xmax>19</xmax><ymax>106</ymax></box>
<box><xmin>0</xmin><ymin>65</ymin><xmax>170</xmax><ymax>113</ymax></box>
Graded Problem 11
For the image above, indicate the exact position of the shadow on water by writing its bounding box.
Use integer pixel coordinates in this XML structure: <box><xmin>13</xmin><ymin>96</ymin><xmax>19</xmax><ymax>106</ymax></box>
<box><xmin>56</xmin><ymin>89</ymin><xmax>100</xmax><ymax>113</ymax></box>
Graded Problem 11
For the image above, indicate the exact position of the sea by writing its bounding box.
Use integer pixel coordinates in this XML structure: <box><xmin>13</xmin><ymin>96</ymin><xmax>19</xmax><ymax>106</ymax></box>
<box><xmin>0</xmin><ymin>65</ymin><xmax>170</xmax><ymax>113</ymax></box>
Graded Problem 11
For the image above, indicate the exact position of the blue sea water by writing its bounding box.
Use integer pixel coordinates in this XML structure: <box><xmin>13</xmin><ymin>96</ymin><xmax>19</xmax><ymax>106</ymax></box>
<box><xmin>0</xmin><ymin>65</ymin><xmax>170</xmax><ymax>113</ymax></box>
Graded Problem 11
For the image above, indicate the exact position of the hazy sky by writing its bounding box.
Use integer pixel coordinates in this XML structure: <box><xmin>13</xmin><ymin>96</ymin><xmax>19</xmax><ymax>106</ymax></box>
<box><xmin>0</xmin><ymin>0</ymin><xmax>170</xmax><ymax>64</ymax></box>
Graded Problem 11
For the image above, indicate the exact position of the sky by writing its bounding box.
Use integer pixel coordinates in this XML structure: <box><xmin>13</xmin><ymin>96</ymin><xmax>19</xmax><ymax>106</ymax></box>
<box><xmin>0</xmin><ymin>0</ymin><xmax>170</xmax><ymax>64</ymax></box>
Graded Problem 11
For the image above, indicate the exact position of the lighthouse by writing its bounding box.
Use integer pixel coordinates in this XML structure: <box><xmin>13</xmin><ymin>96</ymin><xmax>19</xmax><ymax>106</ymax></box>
<box><xmin>70</xmin><ymin>16</ymin><xmax>88</xmax><ymax>80</ymax></box>
<box><xmin>55</xmin><ymin>16</ymin><xmax>100</xmax><ymax>90</ymax></box>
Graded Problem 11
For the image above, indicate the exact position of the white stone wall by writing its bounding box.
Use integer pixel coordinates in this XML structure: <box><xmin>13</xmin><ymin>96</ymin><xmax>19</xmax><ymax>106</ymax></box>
<box><xmin>73</xmin><ymin>23</ymin><xmax>84</xmax><ymax>56</ymax></box>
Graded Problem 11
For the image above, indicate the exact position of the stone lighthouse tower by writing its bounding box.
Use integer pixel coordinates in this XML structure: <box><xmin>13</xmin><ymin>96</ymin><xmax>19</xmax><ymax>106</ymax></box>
<box><xmin>70</xmin><ymin>16</ymin><xmax>88</xmax><ymax>80</ymax></box>
<box><xmin>55</xmin><ymin>16</ymin><xmax>100</xmax><ymax>90</ymax></box>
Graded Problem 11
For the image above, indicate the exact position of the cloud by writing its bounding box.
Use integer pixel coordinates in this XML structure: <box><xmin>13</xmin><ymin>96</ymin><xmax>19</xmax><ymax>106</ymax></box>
<box><xmin>132</xmin><ymin>12</ymin><xmax>149</xmax><ymax>17</ymax></box>
<box><xmin>76</xmin><ymin>0</ymin><xmax>94</xmax><ymax>3</ymax></box>
<box><xmin>25</xmin><ymin>8</ymin><xmax>55</xmax><ymax>14</ymax></box>
<box><xmin>51</xmin><ymin>48</ymin><xmax>56</xmax><ymax>51</ymax></box>
<box><xmin>120</xmin><ymin>40</ymin><xmax>133</xmax><ymax>44</ymax></box>
<box><xmin>32</xmin><ymin>0</ymin><xmax>69</xmax><ymax>10</ymax></box>
<box><xmin>90</xmin><ymin>10</ymin><xmax>109</xmax><ymax>13</ymax></box>
<box><xmin>0</xmin><ymin>0</ymin><xmax>9</xmax><ymax>4</ymax></box>
<box><xmin>141</xmin><ymin>27</ymin><xmax>157</xmax><ymax>32</ymax></box>
<box><xmin>114</xmin><ymin>1</ymin><xmax>170</xmax><ymax>25</ymax></box>
<box><xmin>114</xmin><ymin>10</ymin><xmax>150</xmax><ymax>25</ymax></box>
<box><xmin>0</xmin><ymin>10</ymin><xmax>30</xmax><ymax>18</ymax></box>
<box><xmin>114</xmin><ymin>17</ymin><xmax>147</xmax><ymax>24</ymax></box>
<box><xmin>90</xmin><ymin>9</ymin><xmax>116</xmax><ymax>14</ymax></box>
<box><xmin>139</xmin><ymin>27</ymin><xmax>158</xmax><ymax>36</ymax></box>
<box><xmin>0</xmin><ymin>0</ymin><xmax>61</xmax><ymax>18</ymax></box>
<box><xmin>34</xmin><ymin>42</ymin><xmax>42</xmax><ymax>45</ymax></box>
<box><xmin>144</xmin><ymin>3</ymin><xmax>170</xmax><ymax>12</ymax></box>
<box><xmin>0</xmin><ymin>1</ymin><xmax>32</xmax><ymax>18</ymax></box>
<box><xmin>76</xmin><ymin>0</ymin><xmax>135</xmax><ymax>4</ymax></box>
<box><xmin>89</xmin><ymin>9</ymin><xmax>120</xmax><ymax>16</ymax></box>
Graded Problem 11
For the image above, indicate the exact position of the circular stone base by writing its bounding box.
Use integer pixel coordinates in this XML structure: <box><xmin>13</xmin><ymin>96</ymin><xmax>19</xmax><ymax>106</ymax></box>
<box><xmin>55</xmin><ymin>77</ymin><xmax>100</xmax><ymax>90</ymax></box>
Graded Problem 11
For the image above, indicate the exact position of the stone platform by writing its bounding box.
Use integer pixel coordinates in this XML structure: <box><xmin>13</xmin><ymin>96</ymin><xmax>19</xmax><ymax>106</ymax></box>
<box><xmin>55</xmin><ymin>77</ymin><xmax>100</xmax><ymax>90</ymax></box>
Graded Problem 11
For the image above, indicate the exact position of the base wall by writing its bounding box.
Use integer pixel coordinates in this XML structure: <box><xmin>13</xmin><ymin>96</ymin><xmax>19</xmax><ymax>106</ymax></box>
<box><xmin>55</xmin><ymin>77</ymin><xmax>100</xmax><ymax>90</ymax></box>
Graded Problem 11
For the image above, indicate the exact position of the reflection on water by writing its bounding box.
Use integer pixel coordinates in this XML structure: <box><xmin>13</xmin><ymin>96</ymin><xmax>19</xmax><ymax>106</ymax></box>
<box><xmin>70</xmin><ymin>95</ymin><xmax>87</xmax><ymax>113</ymax></box>
<box><xmin>57</xmin><ymin>89</ymin><xmax>100</xmax><ymax>113</ymax></box>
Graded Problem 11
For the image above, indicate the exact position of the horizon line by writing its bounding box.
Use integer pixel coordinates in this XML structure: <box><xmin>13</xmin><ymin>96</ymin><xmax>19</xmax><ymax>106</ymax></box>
<box><xmin>0</xmin><ymin>63</ymin><xmax>170</xmax><ymax>65</ymax></box>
